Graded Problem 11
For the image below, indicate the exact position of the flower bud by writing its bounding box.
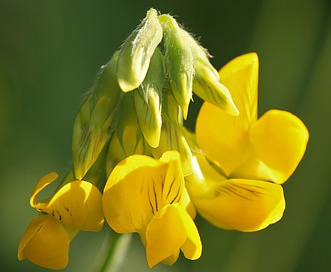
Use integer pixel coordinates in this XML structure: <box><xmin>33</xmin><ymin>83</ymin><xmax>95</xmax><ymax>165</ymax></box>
<box><xmin>117</xmin><ymin>8</ymin><xmax>163</xmax><ymax>92</ymax></box>
<box><xmin>106</xmin><ymin>93</ymin><xmax>146</xmax><ymax>175</ymax></box>
<box><xmin>90</xmin><ymin>51</ymin><xmax>122</xmax><ymax>110</ymax></box>
<box><xmin>72</xmin><ymin>96</ymin><xmax>112</xmax><ymax>180</ymax></box>
<box><xmin>72</xmin><ymin>52</ymin><xmax>121</xmax><ymax>180</ymax></box>
<box><xmin>151</xmin><ymin>93</ymin><xmax>193</xmax><ymax>175</ymax></box>
<box><xmin>151</xmin><ymin>119</ymin><xmax>193</xmax><ymax>176</ymax></box>
<box><xmin>158</xmin><ymin>14</ymin><xmax>194</xmax><ymax>119</ymax></box>
<box><xmin>162</xmin><ymin>87</ymin><xmax>184</xmax><ymax>124</ymax></box>
<box><xmin>172</xmin><ymin>26</ymin><xmax>239</xmax><ymax>116</ymax></box>
<box><xmin>134</xmin><ymin>49</ymin><xmax>164</xmax><ymax>148</ymax></box>
<box><xmin>192</xmin><ymin>54</ymin><xmax>239</xmax><ymax>116</ymax></box>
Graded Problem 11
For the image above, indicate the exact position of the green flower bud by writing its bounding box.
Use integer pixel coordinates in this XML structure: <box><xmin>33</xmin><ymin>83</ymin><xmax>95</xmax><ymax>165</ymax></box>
<box><xmin>72</xmin><ymin>96</ymin><xmax>113</xmax><ymax>180</ymax></box>
<box><xmin>106</xmin><ymin>93</ymin><xmax>146</xmax><ymax>175</ymax></box>
<box><xmin>162</xmin><ymin>86</ymin><xmax>184</xmax><ymax>125</ymax></box>
<box><xmin>72</xmin><ymin>52</ymin><xmax>121</xmax><ymax>180</ymax></box>
<box><xmin>158</xmin><ymin>14</ymin><xmax>194</xmax><ymax>119</ymax></box>
<box><xmin>151</xmin><ymin>117</ymin><xmax>193</xmax><ymax>176</ymax></box>
<box><xmin>117</xmin><ymin>8</ymin><xmax>163</xmax><ymax>92</ymax></box>
<box><xmin>134</xmin><ymin>49</ymin><xmax>164</xmax><ymax>148</ymax></box>
<box><xmin>151</xmin><ymin>93</ymin><xmax>192</xmax><ymax>175</ymax></box>
<box><xmin>90</xmin><ymin>51</ymin><xmax>121</xmax><ymax>111</ymax></box>
<box><xmin>159</xmin><ymin>12</ymin><xmax>238</xmax><ymax>116</ymax></box>
<box><xmin>190</xmin><ymin>38</ymin><xmax>239</xmax><ymax>116</ymax></box>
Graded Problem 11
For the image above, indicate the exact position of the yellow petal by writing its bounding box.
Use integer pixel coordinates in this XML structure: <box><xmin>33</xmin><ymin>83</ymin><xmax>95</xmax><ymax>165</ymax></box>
<box><xmin>196</xmin><ymin>102</ymin><xmax>252</xmax><ymax>176</ymax></box>
<box><xmin>18</xmin><ymin>215</ymin><xmax>74</xmax><ymax>270</ymax></box>
<box><xmin>240</xmin><ymin>109</ymin><xmax>309</xmax><ymax>184</ymax></box>
<box><xmin>31</xmin><ymin>172</ymin><xmax>103</xmax><ymax>231</ymax></box>
<box><xmin>44</xmin><ymin>181</ymin><xmax>104</xmax><ymax>231</ymax></box>
<box><xmin>219</xmin><ymin>52</ymin><xmax>259</xmax><ymax>123</ymax></box>
<box><xmin>205</xmin><ymin>179</ymin><xmax>285</xmax><ymax>231</ymax></box>
<box><xmin>159</xmin><ymin>151</ymin><xmax>184</xmax><ymax>205</ymax></box>
<box><xmin>145</xmin><ymin>204</ymin><xmax>202</xmax><ymax>268</ymax></box>
<box><xmin>30</xmin><ymin>172</ymin><xmax>59</xmax><ymax>210</ymax></box>
<box><xmin>103</xmin><ymin>154</ymin><xmax>163</xmax><ymax>233</ymax></box>
<box><xmin>186</xmin><ymin>155</ymin><xmax>285</xmax><ymax>232</ymax></box>
<box><xmin>196</xmin><ymin>53</ymin><xmax>259</xmax><ymax>176</ymax></box>
<box><xmin>103</xmin><ymin>151</ymin><xmax>186</xmax><ymax>234</ymax></box>
<box><xmin>157</xmin><ymin>151</ymin><xmax>196</xmax><ymax>218</ymax></box>
<box><xmin>180</xmin><ymin>187</ymin><xmax>197</xmax><ymax>219</ymax></box>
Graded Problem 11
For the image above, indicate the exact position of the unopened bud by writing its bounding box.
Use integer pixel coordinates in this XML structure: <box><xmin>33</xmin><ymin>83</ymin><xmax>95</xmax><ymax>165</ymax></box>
<box><xmin>193</xmin><ymin>67</ymin><xmax>238</xmax><ymax>116</ymax></box>
<box><xmin>151</xmin><ymin>117</ymin><xmax>193</xmax><ymax>176</ymax></box>
<box><xmin>190</xmin><ymin>38</ymin><xmax>239</xmax><ymax>116</ymax></box>
<box><xmin>162</xmin><ymin>89</ymin><xmax>184</xmax><ymax>124</ymax></box>
<box><xmin>72</xmin><ymin>53</ymin><xmax>121</xmax><ymax>180</ymax></box>
<box><xmin>90</xmin><ymin>51</ymin><xmax>122</xmax><ymax>110</ymax></box>
<box><xmin>106</xmin><ymin>93</ymin><xmax>146</xmax><ymax>175</ymax></box>
<box><xmin>72</xmin><ymin>96</ymin><xmax>113</xmax><ymax>180</ymax></box>
<box><xmin>117</xmin><ymin>8</ymin><xmax>163</xmax><ymax>92</ymax></box>
<box><xmin>158</xmin><ymin>14</ymin><xmax>194</xmax><ymax>119</ymax></box>
<box><xmin>134</xmin><ymin>49</ymin><xmax>164</xmax><ymax>148</ymax></box>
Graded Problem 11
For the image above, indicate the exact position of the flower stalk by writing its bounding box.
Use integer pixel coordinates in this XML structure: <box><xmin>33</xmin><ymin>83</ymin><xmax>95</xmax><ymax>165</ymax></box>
<box><xmin>97</xmin><ymin>232</ymin><xmax>132</xmax><ymax>272</ymax></box>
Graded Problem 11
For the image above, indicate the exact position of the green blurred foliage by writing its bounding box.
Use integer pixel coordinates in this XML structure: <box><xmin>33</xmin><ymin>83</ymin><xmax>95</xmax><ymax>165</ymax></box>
<box><xmin>1</xmin><ymin>0</ymin><xmax>330</xmax><ymax>271</ymax></box>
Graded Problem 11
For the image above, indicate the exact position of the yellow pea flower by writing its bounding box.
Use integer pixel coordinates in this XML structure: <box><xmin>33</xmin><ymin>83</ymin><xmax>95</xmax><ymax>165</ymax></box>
<box><xmin>18</xmin><ymin>172</ymin><xmax>104</xmax><ymax>269</ymax></box>
<box><xmin>187</xmin><ymin>53</ymin><xmax>309</xmax><ymax>231</ymax></box>
<box><xmin>102</xmin><ymin>151</ymin><xmax>201</xmax><ymax>268</ymax></box>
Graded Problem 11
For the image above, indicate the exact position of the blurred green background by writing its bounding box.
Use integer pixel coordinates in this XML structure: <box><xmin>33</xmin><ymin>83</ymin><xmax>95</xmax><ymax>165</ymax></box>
<box><xmin>1</xmin><ymin>0</ymin><xmax>330</xmax><ymax>271</ymax></box>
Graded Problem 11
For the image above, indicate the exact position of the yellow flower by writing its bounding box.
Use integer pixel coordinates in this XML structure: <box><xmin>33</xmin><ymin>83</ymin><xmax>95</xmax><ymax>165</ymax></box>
<box><xmin>102</xmin><ymin>151</ymin><xmax>201</xmax><ymax>268</ymax></box>
<box><xmin>18</xmin><ymin>172</ymin><xmax>104</xmax><ymax>269</ymax></box>
<box><xmin>186</xmin><ymin>53</ymin><xmax>309</xmax><ymax>232</ymax></box>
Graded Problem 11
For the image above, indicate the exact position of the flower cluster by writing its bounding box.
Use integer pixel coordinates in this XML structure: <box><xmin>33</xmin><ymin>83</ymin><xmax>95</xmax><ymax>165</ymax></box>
<box><xmin>18</xmin><ymin>8</ymin><xmax>309</xmax><ymax>270</ymax></box>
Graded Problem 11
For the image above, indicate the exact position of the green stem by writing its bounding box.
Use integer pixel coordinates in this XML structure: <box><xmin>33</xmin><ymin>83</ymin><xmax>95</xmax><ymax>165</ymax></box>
<box><xmin>95</xmin><ymin>230</ymin><xmax>132</xmax><ymax>272</ymax></box>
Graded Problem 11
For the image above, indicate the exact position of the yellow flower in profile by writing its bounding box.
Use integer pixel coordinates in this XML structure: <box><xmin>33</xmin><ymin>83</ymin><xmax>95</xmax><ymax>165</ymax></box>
<box><xmin>186</xmin><ymin>53</ymin><xmax>309</xmax><ymax>232</ymax></box>
<box><xmin>18</xmin><ymin>172</ymin><xmax>104</xmax><ymax>270</ymax></box>
<box><xmin>102</xmin><ymin>151</ymin><xmax>201</xmax><ymax>268</ymax></box>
